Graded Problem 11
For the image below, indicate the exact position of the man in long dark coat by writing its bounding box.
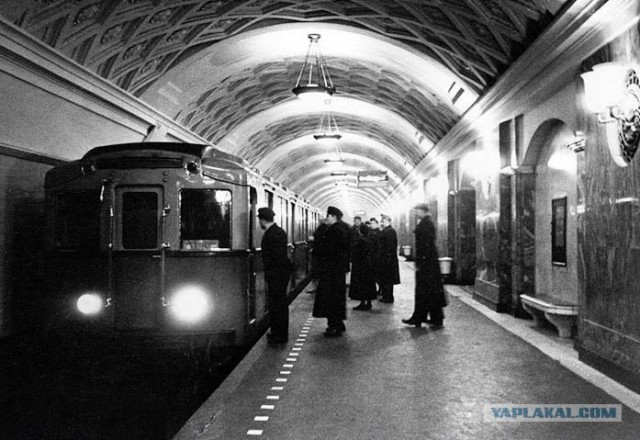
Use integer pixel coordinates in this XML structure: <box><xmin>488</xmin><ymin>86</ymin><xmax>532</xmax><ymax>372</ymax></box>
<box><xmin>378</xmin><ymin>214</ymin><xmax>400</xmax><ymax>303</ymax></box>
<box><xmin>308</xmin><ymin>219</ymin><xmax>329</xmax><ymax>293</ymax></box>
<box><xmin>312</xmin><ymin>206</ymin><xmax>350</xmax><ymax>337</ymax></box>
<box><xmin>402</xmin><ymin>203</ymin><xmax>447</xmax><ymax>329</ymax></box>
<box><xmin>349</xmin><ymin>224</ymin><xmax>377</xmax><ymax>310</ymax></box>
<box><xmin>259</xmin><ymin>207</ymin><xmax>293</xmax><ymax>343</ymax></box>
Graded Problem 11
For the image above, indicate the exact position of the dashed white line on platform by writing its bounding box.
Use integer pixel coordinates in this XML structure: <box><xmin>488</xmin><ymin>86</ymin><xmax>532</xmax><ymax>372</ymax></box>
<box><xmin>276</xmin><ymin>378</ymin><xmax>287</xmax><ymax>382</ymax></box>
<box><xmin>254</xmin><ymin>416</ymin><xmax>269</xmax><ymax>422</ymax></box>
<box><xmin>247</xmin><ymin>430</ymin><xmax>263</xmax><ymax>436</ymax></box>
<box><xmin>280</xmin><ymin>370</ymin><xmax>291</xmax><ymax>375</ymax></box>
<box><xmin>261</xmin><ymin>405</ymin><xmax>275</xmax><ymax>410</ymax></box>
<box><xmin>283</xmin><ymin>364</ymin><xmax>294</xmax><ymax>368</ymax></box>
<box><xmin>266</xmin><ymin>395</ymin><xmax>280</xmax><ymax>400</ymax></box>
<box><xmin>286</xmin><ymin>358</ymin><xmax>296</xmax><ymax>361</ymax></box>
<box><xmin>271</xmin><ymin>386</ymin><xmax>284</xmax><ymax>391</ymax></box>
<box><xmin>289</xmin><ymin>352</ymin><xmax>299</xmax><ymax>356</ymax></box>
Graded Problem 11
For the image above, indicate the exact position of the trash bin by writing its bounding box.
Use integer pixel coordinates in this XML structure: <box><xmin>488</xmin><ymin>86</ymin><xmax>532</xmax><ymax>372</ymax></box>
<box><xmin>402</xmin><ymin>245</ymin><xmax>413</xmax><ymax>260</ymax></box>
<box><xmin>438</xmin><ymin>257</ymin><xmax>454</xmax><ymax>283</ymax></box>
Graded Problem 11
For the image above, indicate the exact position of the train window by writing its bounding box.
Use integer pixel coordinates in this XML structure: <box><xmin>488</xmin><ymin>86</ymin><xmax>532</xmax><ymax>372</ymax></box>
<box><xmin>122</xmin><ymin>192</ymin><xmax>159</xmax><ymax>249</ymax></box>
<box><xmin>54</xmin><ymin>191</ymin><xmax>100</xmax><ymax>250</ymax></box>
<box><xmin>265</xmin><ymin>190</ymin><xmax>273</xmax><ymax>209</ymax></box>
<box><xmin>180</xmin><ymin>189</ymin><xmax>231</xmax><ymax>250</ymax></box>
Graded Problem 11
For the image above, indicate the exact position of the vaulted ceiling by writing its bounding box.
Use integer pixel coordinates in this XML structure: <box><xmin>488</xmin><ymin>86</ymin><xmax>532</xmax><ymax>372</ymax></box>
<box><xmin>0</xmin><ymin>0</ymin><xmax>567</xmax><ymax>217</ymax></box>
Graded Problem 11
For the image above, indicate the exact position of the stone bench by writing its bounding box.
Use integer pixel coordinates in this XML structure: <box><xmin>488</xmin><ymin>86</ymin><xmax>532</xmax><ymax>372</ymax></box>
<box><xmin>520</xmin><ymin>294</ymin><xmax>578</xmax><ymax>338</ymax></box>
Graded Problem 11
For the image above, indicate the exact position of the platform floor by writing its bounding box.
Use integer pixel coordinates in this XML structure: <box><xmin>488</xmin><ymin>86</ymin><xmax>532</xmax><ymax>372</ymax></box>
<box><xmin>175</xmin><ymin>260</ymin><xmax>640</xmax><ymax>440</ymax></box>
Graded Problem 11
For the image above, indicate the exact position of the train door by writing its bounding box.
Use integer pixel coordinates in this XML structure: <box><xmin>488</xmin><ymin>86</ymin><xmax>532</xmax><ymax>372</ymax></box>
<box><xmin>248</xmin><ymin>186</ymin><xmax>260</xmax><ymax>323</ymax></box>
<box><xmin>112</xmin><ymin>186</ymin><xmax>164</xmax><ymax>330</ymax></box>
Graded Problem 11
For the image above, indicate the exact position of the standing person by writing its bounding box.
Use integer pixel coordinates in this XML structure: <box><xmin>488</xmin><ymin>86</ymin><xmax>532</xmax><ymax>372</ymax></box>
<box><xmin>349</xmin><ymin>224</ymin><xmax>377</xmax><ymax>310</ymax></box>
<box><xmin>378</xmin><ymin>214</ymin><xmax>400</xmax><ymax>303</ymax></box>
<box><xmin>350</xmin><ymin>216</ymin><xmax>363</xmax><ymax>247</ymax></box>
<box><xmin>368</xmin><ymin>217</ymin><xmax>382</xmax><ymax>297</ymax></box>
<box><xmin>402</xmin><ymin>204</ymin><xmax>447</xmax><ymax>329</ymax></box>
<box><xmin>347</xmin><ymin>216</ymin><xmax>362</xmax><ymax>287</ymax></box>
<box><xmin>313</xmin><ymin>206</ymin><xmax>350</xmax><ymax>337</ymax></box>
<box><xmin>258</xmin><ymin>207</ymin><xmax>293</xmax><ymax>344</ymax></box>
<box><xmin>308</xmin><ymin>218</ymin><xmax>329</xmax><ymax>293</ymax></box>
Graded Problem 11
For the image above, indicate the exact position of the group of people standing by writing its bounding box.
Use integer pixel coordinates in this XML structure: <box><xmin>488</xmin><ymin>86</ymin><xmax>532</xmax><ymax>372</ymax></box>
<box><xmin>310</xmin><ymin>208</ymin><xmax>402</xmax><ymax>337</ymax></box>
<box><xmin>348</xmin><ymin>214</ymin><xmax>400</xmax><ymax>310</ymax></box>
<box><xmin>310</xmin><ymin>203</ymin><xmax>447</xmax><ymax>337</ymax></box>
<box><xmin>257</xmin><ymin>202</ymin><xmax>447</xmax><ymax>344</ymax></box>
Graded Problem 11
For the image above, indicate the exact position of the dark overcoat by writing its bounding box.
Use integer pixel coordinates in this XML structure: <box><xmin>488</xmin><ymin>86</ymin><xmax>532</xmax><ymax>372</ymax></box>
<box><xmin>261</xmin><ymin>223</ymin><xmax>292</xmax><ymax>282</ymax></box>
<box><xmin>311</xmin><ymin>222</ymin><xmax>329</xmax><ymax>278</ymax></box>
<box><xmin>312</xmin><ymin>221</ymin><xmax>349</xmax><ymax>319</ymax></box>
<box><xmin>414</xmin><ymin>216</ymin><xmax>447</xmax><ymax>309</ymax></box>
<box><xmin>261</xmin><ymin>223</ymin><xmax>293</xmax><ymax>337</ymax></box>
<box><xmin>348</xmin><ymin>231</ymin><xmax>377</xmax><ymax>301</ymax></box>
<box><xmin>378</xmin><ymin>225</ymin><xmax>401</xmax><ymax>285</ymax></box>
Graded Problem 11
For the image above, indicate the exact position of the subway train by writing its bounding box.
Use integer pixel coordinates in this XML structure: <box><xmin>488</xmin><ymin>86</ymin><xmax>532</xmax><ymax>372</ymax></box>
<box><xmin>42</xmin><ymin>142</ymin><xmax>319</xmax><ymax>356</ymax></box>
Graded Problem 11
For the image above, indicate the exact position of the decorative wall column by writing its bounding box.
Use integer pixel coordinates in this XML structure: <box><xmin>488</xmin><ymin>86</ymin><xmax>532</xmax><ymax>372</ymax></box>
<box><xmin>513</xmin><ymin>166</ymin><xmax>536</xmax><ymax>316</ymax></box>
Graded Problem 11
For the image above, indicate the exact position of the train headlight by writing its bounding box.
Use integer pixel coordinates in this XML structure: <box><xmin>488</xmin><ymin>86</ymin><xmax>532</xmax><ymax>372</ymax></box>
<box><xmin>168</xmin><ymin>286</ymin><xmax>211</xmax><ymax>323</ymax></box>
<box><xmin>77</xmin><ymin>293</ymin><xmax>105</xmax><ymax>316</ymax></box>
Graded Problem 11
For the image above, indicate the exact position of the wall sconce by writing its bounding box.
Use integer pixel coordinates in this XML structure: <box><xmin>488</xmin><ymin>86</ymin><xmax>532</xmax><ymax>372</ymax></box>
<box><xmin>581</xmin><ymin>62</ymin><xmax>640</xmax><ymax>167</ymax></box>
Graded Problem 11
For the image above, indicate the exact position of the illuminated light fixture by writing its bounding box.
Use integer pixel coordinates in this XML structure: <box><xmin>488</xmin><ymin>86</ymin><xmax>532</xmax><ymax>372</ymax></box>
<box><xmin>499</xmin><ymin>165</ymin><xmax>518</xmax><ymax>176</ymax></box>
<box><xmin>314</xmin><ymin>99</ymin><xmax>342</xmax><ymax>143</ymax></box>
<box><xmin>330</xmin><ymin>171</ymin><xmax>348</xmax><ymax>176</ymax></box>
<box><xmin>581</xmin><ymin>62</ymin><xmax>640</xmax><ymax>167</ymax></box>
<box><xmin>76</xmin><ymin>293</ymin><xmax>106</xmax><ymax>316</ymax></box>
<box><xmin>324</xmin><ymin>158</ymin><xmax>345</xmax><ymax>166</ymax></box>
<box><xmin>292</xmin><ymin>33</ymin><xmax>335</xmax><ymax>100</ymax></box>
<box><xmin>566</xmin><ymin>131</ymin><xmax>586</xmax><ymax>153</ymax></box>
<box><xmin>167</xmin><ymin>286</ymin><xmax>212</xmax><ymax>323</ymax></box>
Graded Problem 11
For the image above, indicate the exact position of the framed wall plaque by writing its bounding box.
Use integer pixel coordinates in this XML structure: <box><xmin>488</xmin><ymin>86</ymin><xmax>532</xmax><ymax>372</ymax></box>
<box><xmin>551</xmin><ymin>197</ymin><xmax>567</xmax><ymax>266</ymax></box>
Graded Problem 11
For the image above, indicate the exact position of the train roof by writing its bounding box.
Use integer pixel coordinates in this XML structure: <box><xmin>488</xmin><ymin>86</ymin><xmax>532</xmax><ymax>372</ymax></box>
<box><xmin>82</xmin><ymin>142</ymin><xmax>251</xmax><ymax>170</ymax></box>
<box><xmin>83</xmin><ymin>142</ymin><xmax>215</xmax><ymax>160</ymax></box>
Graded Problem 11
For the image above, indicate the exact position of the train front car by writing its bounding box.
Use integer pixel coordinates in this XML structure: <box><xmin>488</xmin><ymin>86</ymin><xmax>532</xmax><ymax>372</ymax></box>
<box><xmin>43</xmin><ymin>143</ymin><xmax>267</xmax><ymax>353</ymax></box>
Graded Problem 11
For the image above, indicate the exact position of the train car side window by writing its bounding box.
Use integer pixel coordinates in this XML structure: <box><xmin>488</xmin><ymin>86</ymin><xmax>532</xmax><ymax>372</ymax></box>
<box><xmin>180</xmin><ymin>189</ymin><xmax>232</xmax><ymax>250</ymax></box>
<box><xmin>54</xmin><ymin>191</ymin><xmax>101</xmax><ymax>250</ymax></box>
<box><xmin>265</xmin><ymin>190</ymin><xmax>273</xmax><ymax>209</ymax></box>
<box><xmin>122</xmin><ymin>191</ymin><xmax>160</xmax><ymax>249</ymax></box>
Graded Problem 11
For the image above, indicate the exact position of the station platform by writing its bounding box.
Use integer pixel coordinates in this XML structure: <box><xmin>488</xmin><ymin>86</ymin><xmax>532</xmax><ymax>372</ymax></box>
<box><xmin>175</xmin><ymin>260</ymin><xmax>640</xmax><ymax>440</ymax></box>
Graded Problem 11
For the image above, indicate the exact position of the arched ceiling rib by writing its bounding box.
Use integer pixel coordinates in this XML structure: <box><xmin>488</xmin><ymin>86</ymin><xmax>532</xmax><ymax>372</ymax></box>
<box><xmin>0</xmin><ymin>0</ymin><xmax>569</xmax><ymax>215</ymax></box>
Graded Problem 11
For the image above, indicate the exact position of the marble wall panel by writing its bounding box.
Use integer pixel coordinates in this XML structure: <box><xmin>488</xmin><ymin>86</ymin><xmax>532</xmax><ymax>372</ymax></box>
<box><xmin>454</xmin><ymin>189</ymin><xmax>476</xmax><ymax>285</ymax></box>
<box><xmin>514</xmin><ymin>172</ymin><xmax>536</xmax><ymax>301</ymax></box>
<box><xmin>498</xmin><ymin>174</ymin><xmax>513</xmax><ymax>311</ymax></box>
<box><xmin>475</xmin><ymin>172</ymin><xmax>501</xmax><ymax>306</ymax></box>
<box><xmin>578</xmin><ymin>23</ymin><xmax>640</xmax><ymax>374</ymax></box>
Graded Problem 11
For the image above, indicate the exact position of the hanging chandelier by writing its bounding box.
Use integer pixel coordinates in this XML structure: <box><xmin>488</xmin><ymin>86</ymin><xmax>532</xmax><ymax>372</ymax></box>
<box><xmin>324</xmin><ymin>140</ymin><xmax>345</xmax><ymax>166</ymax></box>
<box><xmin>292</xmin><ymin>33</ymin><xmax>336</xmax><ymax>100</ymax></box>
<box><xmin>314</xmin><ymin>99</ymin><xmax>342</xmax><ymax>143</ymax></box>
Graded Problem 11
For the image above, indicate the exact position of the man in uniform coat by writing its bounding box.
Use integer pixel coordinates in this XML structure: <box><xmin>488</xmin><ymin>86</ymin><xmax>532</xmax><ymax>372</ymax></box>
<box><xmin>259</xmin><ymin>207</ymin><xmax>293</xmax><ymax>344</ymax></box>
<box><xmin>378</xmin><ymin>214</ymin><xmax>400</xmax><ymax>303</ymax></box>
<box><xmin>402</xmin><ymin>203</ymin><xmax>447</xmax><ymax>329</ymax></box>
<box><xmin>312</xmin><ymin>206</ymin><xmax>350</xmax><ymax>337</ymax></box>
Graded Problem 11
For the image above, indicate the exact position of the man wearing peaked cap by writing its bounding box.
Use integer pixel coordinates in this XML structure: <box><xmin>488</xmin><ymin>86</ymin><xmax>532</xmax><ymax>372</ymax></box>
<box><xmin>312</xmin><ymin>206</ymin><xmax>351</xmax><ymax>337</ymax></box>
<box><xmin>402</xmin><ymin>202</ymin><xmax>447</xmax><ymax>330</ymax></box>
<box><xmin>257</xmin><ymin>207</ymin><xmax>275</xmax><ymax>222</ymax></box>
<box><xmin>258</xmin><ymin>206</ymin><xmax>293</xmax><ymax>344</ymax></box>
